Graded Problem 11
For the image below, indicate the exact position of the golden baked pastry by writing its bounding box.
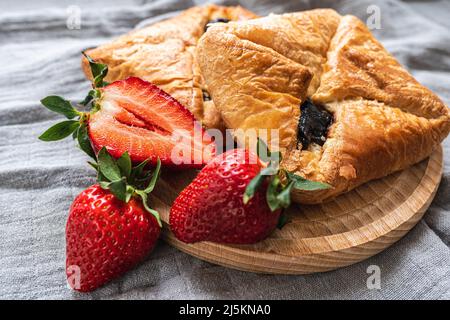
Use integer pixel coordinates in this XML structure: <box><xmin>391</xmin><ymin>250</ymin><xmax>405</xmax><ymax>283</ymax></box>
<box><xmin>196</xmin><ymin>9</ymin><xmax>450</xmax><ymax>203</ymax></box>
<box><xmin>81</xmin><ymin>4</ymin><xmax>258</xmax><ymax>130</ymax></box>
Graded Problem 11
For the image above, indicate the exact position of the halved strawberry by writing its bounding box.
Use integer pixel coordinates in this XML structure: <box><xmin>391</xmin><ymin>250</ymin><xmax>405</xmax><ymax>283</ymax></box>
<box><xmin>38</xmin><ymin>55</ymin><xmax>215</xmax><ymax>168</ymax></box>
<box><xmin>89</xmin><ymin>77</ymin><xmax>215</xmax><ymax>167</ymax></box>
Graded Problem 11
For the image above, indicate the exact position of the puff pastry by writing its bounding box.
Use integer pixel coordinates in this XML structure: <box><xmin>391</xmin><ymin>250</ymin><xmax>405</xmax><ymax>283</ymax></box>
<box><xmin>81</xmin><ymin>4</ymin><xmax>258</xmax><ymax>130</ymax></box>
<box><xmin>196</xmin><ymin>9</ymin><xmax>450</xmax><ymax>203</ymax></box>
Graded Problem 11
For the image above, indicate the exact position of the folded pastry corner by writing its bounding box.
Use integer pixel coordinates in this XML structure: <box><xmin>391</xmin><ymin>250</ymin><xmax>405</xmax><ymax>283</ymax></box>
<box><xmin>196</xmin><ymin>9</ymin><xmax>450</xmax><ymax>204</ymax></box>
<box><xmin>195</xmin><ymin>25</ymin><xmax>313</xmax><ymax>151</ymax></box>
<box><xmin>81</xmin><ymin>4</ymin><xmax>258</xmax><ymax>130</ymax></box>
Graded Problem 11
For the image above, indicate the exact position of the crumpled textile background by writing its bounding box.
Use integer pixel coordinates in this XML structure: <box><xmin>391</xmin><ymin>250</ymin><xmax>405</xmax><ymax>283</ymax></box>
<box><xmin>0</xmin><ymin>0</ymin><xmax>448</xmax><ymax>299</ymax></box>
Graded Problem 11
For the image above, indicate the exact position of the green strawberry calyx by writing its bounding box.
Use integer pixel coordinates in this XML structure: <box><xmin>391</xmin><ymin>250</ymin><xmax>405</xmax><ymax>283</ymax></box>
<box><xmin>38</xmin><ymin>55</ymin><xmax>162</xmax><ymax>226</ymax></box>
<box><xmin>92</xmin><ymin>147</ymin><xmax>162</xmax><ymax>227</ymax></box>
<box><xmin>243</xmin><ymin>139</ymin><xmax>331</xmax><ymax>228</ymax></box>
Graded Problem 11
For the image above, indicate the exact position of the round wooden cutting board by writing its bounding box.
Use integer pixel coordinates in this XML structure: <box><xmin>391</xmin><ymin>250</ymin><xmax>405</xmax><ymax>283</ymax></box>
<box><xmin>150</xmin><ymin>145</ymin><xmax>443</xmax><ymax>274</ymax></box>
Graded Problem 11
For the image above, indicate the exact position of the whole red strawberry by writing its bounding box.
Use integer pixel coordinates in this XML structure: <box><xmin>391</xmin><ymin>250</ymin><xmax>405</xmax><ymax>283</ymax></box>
<box><xmin>65</xmin><ymin>148</ymin><xmax>162</xmax><ymax>292</ymax></box>
<box><xmin>66</xmin><ymin>184</ymin><xmax>160</xmax><ymax>292</ymax></box>
<box><xmin>169</xmin><ymin>149</ymin><xmax>281</xmax><ymax>244</ymax></box>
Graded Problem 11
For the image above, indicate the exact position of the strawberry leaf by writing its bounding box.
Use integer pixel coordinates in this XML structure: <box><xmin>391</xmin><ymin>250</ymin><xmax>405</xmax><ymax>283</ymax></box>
<box><xmin>87</xmin><ymin>161</ymin><xmax>98</xmax><ymax>170</ymax></box>
<box><xmin>77</xmin><ymin>122</ymin><xmax>96</xmax><ymax>160</ymax></box>
<box><xmin>135</xmin><ymin>190</ymin><xmax>162</xmax><ymax>227</ymax></box>
<box><xmin>79</xmin><ymin>92</ymin><xmax>93</xmax><ymax>106</ymax></box>
<box><xmin>97</xmin><ymin>147</ymin><xmax>121</xmax><ymax>182</ymax></box>
<box><xmin>80</xmin><ymin>89</ymin><xmax>101</xmax><ymax>107</ymax></box>
<box><xmin>146</xmin><ymin>207</ymin><xmax>162</xmax><ymax>228</ymax></box>
<box><xmin>39</xmin><ymin>120</ymin><xmax>80</xmax><ymax>141</ymax></box>
<box><xmin>143</xmin><ymin>158</ymin><xmax>161</xmax><ymax>193</ymax></box>
<box><xmin>130</xmin><ymin>158</ymin><xmax>150</xmax><ymax>185</ymax></box>
<box><xmin>97</xmin><ymin>170</ymin><xmax>108</xmax><ymax>184</ymax></box>
<box><xmin>99</xmin><ymin>180</ymin><xmax>110</xmax><ymax>189</ymax></box>
<box><xmin>285</xmin><ymin>171</ymin><xmax>331</xmax><ymax>191</ymax></box>
<box><xmin>243</xmin><ymin>163</ymin><xmax>278</xmax><ymax>204</ymax></box>
<box><xmin>82</xmin><ymin>52</ymin><xmax>109</xmax><ymax>88</ymax></box>
<box><xmin>266</xmin><ymin>175</ymin><xmax>282</xmax><ymax>212</ymax></box>
<box><xmin>99</xmin><ymin>178</ymin><xmax>128</xmax><ymax>202</ymax></box>
<box><xmin>117</xmin><ymin>152</ymin><xmax>132</xmax><ymax>178</ymax></box>
<box><xmin>276</xmin><ymin>180</ymin><xmax>294</xmax><ymax>208</ymax></box>
<box><xmin>125</xmin><ymin>185</ymin><xmax>134</xmax><ymax>203</ymax></box>
<box><xmin>107</xmin><ymin>179</ymin><xmax>127</xmax><ymax>202</ymax></box>
<box><xmin>243</xmin><ymin>174</ymin><xmax>265</xmax><ymax>205</ymax></box>
<box><xmin>41</xmin><ymin>96</ymin><xmax>80</xmax><ymax>119</ymax></box>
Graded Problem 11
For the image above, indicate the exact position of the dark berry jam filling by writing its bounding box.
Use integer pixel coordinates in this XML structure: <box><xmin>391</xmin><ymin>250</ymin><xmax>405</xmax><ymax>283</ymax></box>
<box><xmin>204</xmin><ymin>18</ymin><xmax>230</xmax><ymax>31</ymax></box>
<box><xmin>202</xmin><ymin>89</ymin><xmax>211</xmax><ymax>101</ymax></box>
<box><xmin>297</xmin><ymin>99</ymin><xmax>333</xmax><ymax>150</ymax></box>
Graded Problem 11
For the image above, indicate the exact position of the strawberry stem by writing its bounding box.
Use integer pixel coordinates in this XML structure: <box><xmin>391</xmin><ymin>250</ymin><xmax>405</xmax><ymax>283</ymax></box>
<box><xmin>82</xmin><ymin>52</ymin><xmax>109</xmax><ymax>88</ymax></box>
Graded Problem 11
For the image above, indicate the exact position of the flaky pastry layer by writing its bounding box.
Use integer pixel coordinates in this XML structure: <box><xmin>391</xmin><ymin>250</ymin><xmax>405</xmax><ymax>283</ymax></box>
<box><xmin>197</xmin><ymin>9</ymin><xmax>450</xmax><ymax>203</ymax></box>
<box><xmin>81</xmin><ymin>5</ymin><xmax>258</xmax><ymax>130</ymax></box>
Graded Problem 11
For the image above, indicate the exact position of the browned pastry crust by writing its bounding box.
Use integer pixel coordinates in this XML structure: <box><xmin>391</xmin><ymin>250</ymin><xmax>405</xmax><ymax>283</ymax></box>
<box><xmin>81</xmin><ymin>5</ymin><xmax>258</xmax><ymax>130</ymax></box>
<box><xmin>196</xmin><ymin>9</ymin><xmax>450</xmax><ymax>203</ymax></box>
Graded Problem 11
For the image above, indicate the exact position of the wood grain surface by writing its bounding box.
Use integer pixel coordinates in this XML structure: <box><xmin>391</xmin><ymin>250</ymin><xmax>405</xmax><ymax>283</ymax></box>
<box><xmin>149</xmin><ymin>145</ymin><xmax>443</xmax><ymax>274</ymax></box>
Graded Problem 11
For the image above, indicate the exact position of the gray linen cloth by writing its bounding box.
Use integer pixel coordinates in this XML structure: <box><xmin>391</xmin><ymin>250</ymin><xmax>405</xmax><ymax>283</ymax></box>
<box><xmin>0</xmin><ymin>0</ymin><xmax>449</xmax><ymax>299</ymax></box>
